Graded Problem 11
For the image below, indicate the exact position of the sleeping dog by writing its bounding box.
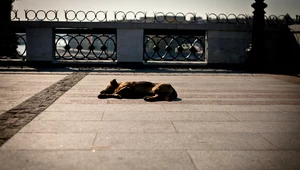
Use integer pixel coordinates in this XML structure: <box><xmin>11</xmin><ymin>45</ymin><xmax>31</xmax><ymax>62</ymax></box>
<box><xmin>98</xmin><ymin>79</ymin><xmax>177</xmax><ymax>102</ymax></box>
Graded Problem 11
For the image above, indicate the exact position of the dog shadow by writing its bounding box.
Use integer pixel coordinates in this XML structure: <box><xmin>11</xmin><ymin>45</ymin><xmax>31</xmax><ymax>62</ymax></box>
<box><xmin>172</xmin><ymin>98</ymin><xmax>182</xmax><ymax>102</ymax></box>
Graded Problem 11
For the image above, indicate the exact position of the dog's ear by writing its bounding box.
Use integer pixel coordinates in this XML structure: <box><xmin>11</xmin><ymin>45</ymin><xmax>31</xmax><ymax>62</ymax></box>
<box><xmin>110</xmin><ymin>79</ymin><xmax>118</xmax><ymax>86</ymax></box>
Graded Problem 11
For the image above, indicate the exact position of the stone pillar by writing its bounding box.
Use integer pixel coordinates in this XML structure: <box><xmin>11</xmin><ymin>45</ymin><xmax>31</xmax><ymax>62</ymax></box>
<box><xmin>207</xmin><ymin>30</ymin><xmax>252</xmax><ymax>64</ymax></box>
<box><xmin>117</xmin><ymin>29</ymin><xmax>144</xmax><ymax>67</ymax></box>
<box><xmin>26</xmin><ymin>28</ymin><xmax>54</xmax><ymax>63</ymax></box>
<box><xmin>245</xmin><ymin>0</ymin><xmax>268</xmax><ymax>69</ymax></box>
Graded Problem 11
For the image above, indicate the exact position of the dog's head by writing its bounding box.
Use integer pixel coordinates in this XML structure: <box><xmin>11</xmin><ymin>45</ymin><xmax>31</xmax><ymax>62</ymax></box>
<box><xmin>100</xmin><ymin>79</ymin><xmax>119</xmax><ymax>94</ymax></box>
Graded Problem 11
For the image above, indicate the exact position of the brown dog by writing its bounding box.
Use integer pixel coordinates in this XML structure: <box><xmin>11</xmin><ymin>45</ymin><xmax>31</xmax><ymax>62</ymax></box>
<box><xmin>98</xmin><ymin>79</ymin><xmax>177</xmax><ymax>102</ymax></box>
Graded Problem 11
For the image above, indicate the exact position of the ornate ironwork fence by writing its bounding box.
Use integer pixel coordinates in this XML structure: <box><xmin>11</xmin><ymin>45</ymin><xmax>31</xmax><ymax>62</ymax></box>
<box><xmin>0</xmin><ymin>33</ymin><xmax>26</xmax><ymax>59</ymax></box>
<box><xmin>25</xmin><ymin>10</ymin><xmax>59</xmax><ymax>21</ymax></box>
<box><xmin>64</xmin><ymin>10</ymin><xmax>108</xmax><ymax>22</ymax></box>
<box><xmin>144</xmin><ymin>30</ymin><xmax>205</xmax><ymax>62</ymax></box>
<box><xmin>206</xmin><ymin>13</ymin><xmax>251</xmax><ymax>24</ymax></box>
<box><xmin>55</xmin><ymin>29</ymin><xmax>117</xmax><ymax>61</ymax></box>
<box><xmin>11</xmin><ymin>9</ymin><xmax>299</xmax><ymax>26</ymax></box>
<box><xmin>11</xmin><ymin>10</ymin><xmax>200</xmax><ymax>23</ymax></box>
<box><xmin>16</xmin><ymin>33</ymin><xmax>26</xmax><ymax>57</ymax></box>
<box><xmin>7</xmin><ymin>10</ymin><xmax>299</xmax><ymax>66</ymax></box>
<box><xmin>11</xmin><ymin>10</ymin><xmax>299</xmax><ymax>25</ymax></box>
<box><xmin>265</xmin><ymin>14</ymin><xmax>298</xmax><ymax>25</ymax></box>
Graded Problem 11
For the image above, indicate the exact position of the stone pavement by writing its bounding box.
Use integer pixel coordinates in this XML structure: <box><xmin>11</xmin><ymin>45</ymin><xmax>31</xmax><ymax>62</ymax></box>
<box><xmin>0</xmin><ymin>68</ymin><xmax>300</xmax><ymax>170</ymax></box>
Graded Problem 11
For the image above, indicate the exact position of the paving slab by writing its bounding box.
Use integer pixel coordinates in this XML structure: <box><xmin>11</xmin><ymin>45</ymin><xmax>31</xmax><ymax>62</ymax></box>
<box><xmin>173</xmin><ymin>122</ymin><xmax>300</xmax><ymax>133</ymax></box>
<box><xmin>228</xmin><ymin>111</ymin><xmax>300</xmax><ymax>122</ymax></box>
<box><xmin>0</xmin><ymin>74</ymin><xmax>68</xmax><ymax>115</ymax></box>
<box><xmin>19</xmin><ymin>120</ymin><xmax>176</xmax><ymax>133</ymax></box>
<box><xmin>188</xmin><ymin>150</ymin><xmax>300</xmax><ymax>170</ymax></box>
<box><xmin>102</xmin><ymin>111</ymin><xmax>237</xmax><ymax>121</ymax></box>
<box><xmin>36</xmin><ymin>111</ymin><xmax>104</xmax><ymax>121</ymax></box>
<box><xmin>259</xmin><ymin>133</ymin><xmax>300</xmax><ymax>149</ymax></box>
<box><xmin>1</xmin><ymin>133</ymin><xmax>96</xmax><ymax>150</ymax></box>
<box><xmin>0</xmin><ymin>150</ymin><xmax>196</xmax><ymax>170</ymax></box>
<box><xmin>162</xmin><ymin>104</ymin><xmax>284</xmax><ymax>112</ymax></box>
<box><xmin>93</xmin><ymin>133</ymin><xmax>275</xmax><ymax>150</ymax></box>
<box><xmin>1</xmin><ymin>70</ymin><xmax>300</xmax><ymax>170</ymax></box>
<box><xmin>0</xmin><ymin>72</ymin><xmax>89</xmax><ymax>146</ymax></box>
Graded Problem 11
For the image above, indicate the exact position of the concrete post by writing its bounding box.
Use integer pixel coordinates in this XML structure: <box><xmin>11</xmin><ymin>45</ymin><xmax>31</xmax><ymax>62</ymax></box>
<box><xmin>117</xmin><ymin>29</ymin><xmax>144</xmax><ymax>66</ymax></box>
<box><xmin>207</xmin><ymin>30</ymin><xmax>252</xmax><ymax>64</ymax></box>
<box><xmin>26</xmin><ymin>28</ymin><xmax>54</xmax><ymax>63</ymax></box>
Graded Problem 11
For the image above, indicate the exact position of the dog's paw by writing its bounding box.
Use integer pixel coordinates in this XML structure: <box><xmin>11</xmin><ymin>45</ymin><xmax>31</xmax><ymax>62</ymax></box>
<box><xmin>143</xmin><ymin>96</ymin><xmax>153</xmax><ymax>101</ymax></box>
<box><xmin>115</xmin><ymin>94</ymin><xmax>122</xmax><ymax>99</ymax></box>
<box><xmin>98</xmin><ymin>94</ymin><xmax>106</xmax><ymax>99</ymax></box>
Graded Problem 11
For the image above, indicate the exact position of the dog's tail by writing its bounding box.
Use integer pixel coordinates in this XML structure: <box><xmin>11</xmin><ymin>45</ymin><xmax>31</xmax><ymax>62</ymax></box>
<box><xmin>166</xmin><ymin>86</ymin><xmax>178</xmax><ymax>101</ymax></box>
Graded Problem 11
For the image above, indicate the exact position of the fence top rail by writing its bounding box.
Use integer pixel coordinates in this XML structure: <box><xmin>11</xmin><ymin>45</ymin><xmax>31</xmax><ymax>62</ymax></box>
<box><xmin>10</xmin><ymin>21</ymin><xmax>254</xmax><ymax>31</ymax></box>
<box><xmin>11</xmin><ymin>10</ymin><xmax>299</xmax><ymax>25</ymax></box>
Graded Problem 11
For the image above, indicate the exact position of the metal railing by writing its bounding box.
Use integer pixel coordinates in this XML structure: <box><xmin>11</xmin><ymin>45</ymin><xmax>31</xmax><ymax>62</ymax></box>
<box><xmin>144</xmin><ymin>30</ymin><xmax>205</xmax><ymax>62</ymax></box>
<box><xmin>11</xmin><ymin>9</ymin><xmax>299</xmax><ymax>25</ymax></box>
<box><xmin>0</xmin><ymin>33</ymin><xmax>26</xmax><ymax>60</ymax></box>
<box><xmin>6</xmin><ymin>10</ymin><xmax>299</xmax><ymax>66</ymax></box>
<box><xmin>64</xmin><ymin>10</ymin><xmax>108</xmax><ymax>22</ymax></box>
<box><xmin>55</xmin><ymin>29</ymin><xmax>117</xmax><ymax>61</ymax></box>
<box><xmin>16</xmin><ymin>33</ymin><xmax>27</xmax><ymax>57</ymax></box>
<box><xmin>11</xmin><ymin>10</ymin><xmax>200</xmax><ymax>23</ymax></box>
<box><xmin>265</xmin><ymin>14</ymin><xmax>298</xmax><ymax>25</ymax></box>
<box><xmin>206</xmin><ymin>13</ymin><xmax>251</xmax><ymax>24</ymax></box>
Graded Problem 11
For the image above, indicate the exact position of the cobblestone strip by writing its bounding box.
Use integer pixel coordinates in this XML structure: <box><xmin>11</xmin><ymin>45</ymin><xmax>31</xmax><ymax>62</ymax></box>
<box><xmin>0</xmin><ymin>72</ymin><xmax>89</xmax><ymax>146</ymax></box>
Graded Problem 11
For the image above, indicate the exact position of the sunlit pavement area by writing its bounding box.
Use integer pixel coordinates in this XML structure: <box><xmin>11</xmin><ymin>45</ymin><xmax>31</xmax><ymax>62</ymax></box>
<box><xmin>1</xmin><ymin>67</ymin><xmax>300</xmax><ymax>170</ymax></box>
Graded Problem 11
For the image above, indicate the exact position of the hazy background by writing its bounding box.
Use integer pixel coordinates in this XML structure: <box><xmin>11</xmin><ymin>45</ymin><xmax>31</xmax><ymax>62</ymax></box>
<box><xmin>13</xmin><ymin>0</ymin><xmax>299</xmax><ymax>17</ymax></box>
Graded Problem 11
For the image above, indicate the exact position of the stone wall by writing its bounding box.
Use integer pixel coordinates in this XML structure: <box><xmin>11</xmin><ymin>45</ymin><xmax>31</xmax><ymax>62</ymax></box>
<box><xmin>14</xmin><ymin>21</ymin><xmax>294</xmax><ymax>66</ymax></box>
<box><xmin>207</xmin><ymin>31</ymin><xmax>252</xmax><ymax>64</ymax></box>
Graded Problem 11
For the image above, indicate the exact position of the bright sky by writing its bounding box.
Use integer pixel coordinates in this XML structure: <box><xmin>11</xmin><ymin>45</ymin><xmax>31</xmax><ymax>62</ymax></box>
<box><xmin>13</xmin><ymin>0</ymin><xmax>300</xmax><ymax>19</ymax></box>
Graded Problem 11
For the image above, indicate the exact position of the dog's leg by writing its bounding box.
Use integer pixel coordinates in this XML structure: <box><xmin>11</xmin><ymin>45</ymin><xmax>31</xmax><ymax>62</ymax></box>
<box><xmin>115</xmin><ymin>87</ymin><xmax>131</xmax><ymax>97</ymax></box>
<box><xmin>98</xmin><ymin>87</ymin><xmax>131</xmax><ymax>99</ymax></box>
<box><xmin>98</xmin><ymin>93</ymin><xmax>121</xmax><ymax>99</ymax></box>
<box><xmin>144</xmin><ymin>94</ymin><xmax>164</xmax><ymax>102</ymax></box>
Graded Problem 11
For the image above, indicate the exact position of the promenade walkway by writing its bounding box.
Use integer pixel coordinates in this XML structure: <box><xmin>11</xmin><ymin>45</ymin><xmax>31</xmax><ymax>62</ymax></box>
<box><xmin>0</xmin><ymin>67</ymin><xmax>300</xmax><ymax>170</ymax></box>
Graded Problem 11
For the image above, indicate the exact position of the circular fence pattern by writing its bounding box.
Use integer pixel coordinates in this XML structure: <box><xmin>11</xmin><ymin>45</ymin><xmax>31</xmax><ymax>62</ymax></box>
<box><xmin>11</xmin><ymin>10</ymin><xmax>299</xmax><ymax>25</ymax></box>
<box><xmin>265</xmin><ymin>14</ymin><xmax>296</xmax><ymax>25</ymax></box>
<box><xmin>55</xmin><ymin>34</ymin><xmax>117</xmax><ymax>60</ymax></box>
<box><xmin>206</xmin><ymin>13</ymin><xmax>251</xmax><ymax>24</ymax></box>
<box><xmin>16</xmin><ymin>33</ymin><xmax>27</xmax><ymax>57</ymax></box>
<box><xmin>11</xmin><ymin>10</ymin><xmax>20</xmax><ymax>21</ymax></box>
<box><xmin>24</xmin><ymin>10</ymin><xmax>59</xmax><ymax>21</ymax></box>
<box><xmin>64</xmin><ymin>10</ymin><xmax>108</xmax><ymax>22</ymax></box>
<box><xmin>153</xmin><ymin>12</ymin><xmax>197</xmax><ymax>23</ymax></box>
<box><xmin>144</xmin><ymin>35</ymin><xmax>205</xmax><ymax>61</ymax></box>
<box><xmin>114</xmin><ymin>11</ymin><xmax>147</xmax><ymax>22</ymax></box>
